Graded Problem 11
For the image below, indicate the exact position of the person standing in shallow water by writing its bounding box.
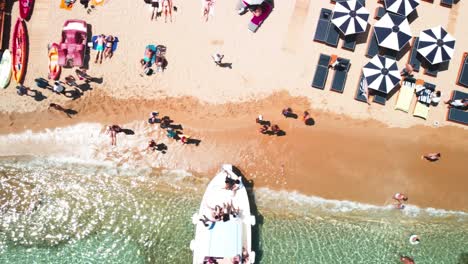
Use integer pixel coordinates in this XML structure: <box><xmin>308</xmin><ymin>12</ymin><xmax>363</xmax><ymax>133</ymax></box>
<box><xmin>106</xmin><ymin>125</ymin><xmax>121</xmax><ymax>146</ymax></box>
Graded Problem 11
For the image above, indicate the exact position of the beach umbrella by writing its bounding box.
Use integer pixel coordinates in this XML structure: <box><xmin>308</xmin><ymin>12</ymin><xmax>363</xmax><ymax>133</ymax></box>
<box><xmin>384</xmin><ymin>0</ymin><xmax>420</xmax><ymax>17</ymax></box>
<box><xmin>331</xmin><ymin>0</ymin><xmax>370</xmax><ymax>35</ymax></box>
<box><xmin>362</xmin><ymin>55</ymin><xmax>401</xmax><ymax>94</ymax></box>
<box><xmin>374</xmin><ymin>13</ymin><xmax>412</xmax><ymax>51</ymax></box>
<box><xmin>242</xmin><ymin>0</ymin><xmax>264</xmax><ymax>5</ymax></box>
<box><xmin>417</xmin><ymin>26</ymin><xmax>456</xmax><ymax>65</ymax></box>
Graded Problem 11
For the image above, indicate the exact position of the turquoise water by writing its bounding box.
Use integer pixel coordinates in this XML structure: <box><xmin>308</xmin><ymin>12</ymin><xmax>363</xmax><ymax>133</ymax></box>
<box><xmin>0</xmin><ymin>158</ymin><xmax>467</xmax><ymax>264</ymax></box>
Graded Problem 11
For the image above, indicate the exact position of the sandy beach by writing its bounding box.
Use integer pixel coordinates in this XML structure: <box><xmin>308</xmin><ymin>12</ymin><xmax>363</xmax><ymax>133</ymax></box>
<box><xmin>0</xmin><ymin>0</ymin><xmax>467</xmax><ymax>213</ymax></box>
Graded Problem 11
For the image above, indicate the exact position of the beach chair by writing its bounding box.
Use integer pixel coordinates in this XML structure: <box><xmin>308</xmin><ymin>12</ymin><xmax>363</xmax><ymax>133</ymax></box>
<box><xmin>456</xmin><ymin>52</ymin><xmax>468</xmax><ymax>87</ymax></box>
<box><xmin>311</xmin><ymin>54</ymin><xmax>331</xmax><ymax>89</ymax></box>
<box><xmin>413</xmin><ymin>101</ymin><xmax>430</xmax><ymax>119</ymax></box>
<box><xmin>249</xmin><ymin>1</ymin><xmax>273</xmax><ymax>33</ymax></box>
<box><xmin>374</xmin><ymin>6</ymin><xmax>386</xmax><ymax>19</ymax></box>
<box><xmin>440</xmin><ymin>0</ymin><xmax>453</xmax><ymax>7</ymax></box>
<box><xmin>408</xmin><ymin>37</ymin><xmax>421</xmax><ymax>72</ymax></box>
<box><xmin>373</xmin><ymin>94</ymin><xmax>387</xmax><ymax>105</ymax></box>
<box><xmin>383</xmin><ymin>50</ymin><xmax>397</xmax><ymax>60</ymax></box>
<box><xmin>395</xmin><ymin>80</ymin><xmax>415</xmax><ymax>112</ymax></box>
<box><xmin>331</xmin><ymin>59</ymin><xmax>350</xmax><ymax>93</ymax></box>
<box><xmin>342</xmin><ymin>35</ymin><xmax>357</xmax><ymax>51</ymax></box>
<box><xmin>447</xmin><ymin>90</ymin><xmax>468</xmax><ymax>125</ymax></box>
<box><xmin>314</xmin><ymin>9</ymin><xmax>332</xmax><ymax>43</ymax></box>
<box><xmin>425</xmin><ymin>65</ymin><xmax>438</xmax><ymax>77</ymax></box>
<box><xmin>366</xmin><ymin>28</ymin><xmax>379</xmax><ymax>58</ymax></box>
<box><xmin>355</xmin><ymin>74</ymin><xmax>369</xmax><ymax>103</ymax></box>
<box><xmin>326</xmin><ymin>25</ymin><xmax>341</xmax><ymax>47</ymax></box>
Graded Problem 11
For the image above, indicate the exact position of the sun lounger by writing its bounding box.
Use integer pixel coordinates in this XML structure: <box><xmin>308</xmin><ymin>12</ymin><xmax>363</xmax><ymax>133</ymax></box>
<box><xmin>331</xmin><ymin>59</ymin><xmax>350</xmax><ymax>93</ymax></box>
<box><xmin>425</xmin><ymin>65</ymin><xmax>438</xmax><ymax>77</ymax></box>
<box><xmin>314</xmin><ymin>9</ymin><xmax>332</xmax><ymax>43</ymax></box>
<box><xmin>249</xmin><ymin>1</ymin><xmax>273</xmax><ymax>33</ymax></box>
<box><xmin>408</xmin><ymin>37</ymin><xmax>421</xmax><ymax>72</ymax></box>
<box><xmin>366</xmin><ymin>28</ymin><xmax>379</xmax><ymax>58</ymax></box>
<box><xmin>326</xmin><ymin>25</ymin><xmax>341</xmax><ymax>47</ymax></box>
<box><xmin>456</xmin><ymin>52</ymin><xmax>468</xmax><ymax>87</ymax></box>
<box><xmin>342</xmin><ymin>35</ymin><xmax>357</xmax><ymax>51</ymax></box>
<box><xmin>440</xmin><ymin>0</ymin><xmax>453</xmax><ymax>7</ymax></box>
<box><xmin>374</xmin><ymin>6</ymin><xmax>386</xmax><ymax>19</ymax></box>
<box><xmin>413</xmin><ymin>101</ymin><xmax>430</xmax><ymax>119</ymax></box>
<box><xmin>395</xmin><ymin>80</ymin><xmax>415</xmax><ymax>112</ymax></box>
<box><xmin>311</xmin><ymin>54</ymin><xmax>331</xmax><ymax>89</ymax></box>
<box><xmin>355</xmin><ymin>74</ymin><xmax>369</xmax><ymax>103</ymax></box>
<box><xmin>383</xmin><ymin>50</ymin><xmax>397</xmax><ymax>60</ymax></box>
<box><xmin>373</xmin><ymin>94</ymin><xmax>387</xmax><ymax>105</ymax></box>
<box><xmin>447</xmin><ymin>90</ymin><xmax>468</xmax><ymax>125</ymax></box>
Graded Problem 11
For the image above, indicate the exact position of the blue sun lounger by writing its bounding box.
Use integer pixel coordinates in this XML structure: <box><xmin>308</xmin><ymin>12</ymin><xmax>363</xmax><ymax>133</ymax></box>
<box><xmin>314</xmin><ymin>9</ymin><xmax>332</xmax><ymax>43</ymax></box>
<box><xmin>457</xmin><ymin>52</ymin><xmax>468</xmax><ymax>87</ymax></box>
<box><xmin>366</xmin><ymin>28</ymin><xmax>379</xmax><ymax>58</ymax></box>
<box><xmin>342</xmin><ymin>35</ymin><xmax>356</xmax><ymax>51</ymax></box>
<box><xmin>408</xmin><ymin>37</ymin><xmax>421</xmax><ymax>72</ymax></box>
<box><xmin>331</xmin><ymin>59</ymin><xmax>350</xmax><ymax>93</ymax></box>
<box><xmin>425</xmin><ymin>64</ymin><xmax>438</xmax><ymax>77</ymax></box>
<box><xmin>311</xmin><ymin>54</ymin><xmax>331</xmax><ymax>89</ymax></box>
<box><xmin>447</xmin><ymin>90</ymin><xmax>468</xmax><ymax>125</ymax></box>
<box><xmin>440</xmin><ymin>0</ymin><xmax>453</xmax><ymax>7</ymax></box>
<box><xmin>374</xmin><ymin>6</ymin><xmax>386</xmax><ymax>19</ymax></box>
<box><xmin>326</xmin><ymin>25</ymin><xmax>341</xmax><ymax>47</ymax></box>
<box><xmin>373</xmin><ymin>93</ymin><xmax>387</xmax><ymax>105</ymax></box>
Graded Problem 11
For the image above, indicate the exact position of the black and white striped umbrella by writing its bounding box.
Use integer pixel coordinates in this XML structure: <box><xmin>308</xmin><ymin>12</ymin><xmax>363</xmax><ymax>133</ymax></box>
<box><xmin>417</xmin><ymin>26</ymin><xmax>456</xmax><ymax>65</ymax></box>
<box><xmin>362</xmin><ymin>55</ymin><xmax>401</xmax><ymax>94</ymax></box>
<box><xmin>374</xmin><ymin>13</ymin><xmax>412</xmax><ymax>51</ymax></box>
<box><xmin>331</xmin><ymin>0</ymin><xmax>370</xmax><ymax>35</ymax></box>
<box><xmin>384</xmin><ymin>0</ymin><xmax>420</xmax><ymax>17</ymax></box>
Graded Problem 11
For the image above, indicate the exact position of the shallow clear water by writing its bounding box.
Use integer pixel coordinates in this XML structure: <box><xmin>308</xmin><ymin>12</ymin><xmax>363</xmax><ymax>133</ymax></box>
<box><xmin>0</xmin><ymin>157</ymin><xmax>467</xmax><ymax>264</ymax></box>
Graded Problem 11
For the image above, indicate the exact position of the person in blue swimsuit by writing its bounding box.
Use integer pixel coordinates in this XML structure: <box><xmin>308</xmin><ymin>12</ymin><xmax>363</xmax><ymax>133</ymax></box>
<box><xmin>94</xmin><ymin>34</ymin><xmax>106</xmax><ymax>64</ymax></box>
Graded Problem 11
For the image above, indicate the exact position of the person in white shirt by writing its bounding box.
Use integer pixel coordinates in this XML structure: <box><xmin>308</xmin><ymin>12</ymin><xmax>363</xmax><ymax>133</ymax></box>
<box><xmin>53</xmin><ymin>81</ymin><xmax>64</xmax><ymax>94</ymax></box>
<box><xmin>430</xmin><ymin>90</ymin><xmax>441</xmax><ymax>104</ymax></box>
<box><xmin>445</xmin><ymin>98</ymin><xmax>468</xmax><ymax>109</ymax></box>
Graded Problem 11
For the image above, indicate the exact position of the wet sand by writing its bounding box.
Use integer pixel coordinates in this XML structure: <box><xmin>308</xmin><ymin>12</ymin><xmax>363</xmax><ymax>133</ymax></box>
<box><xmin>1</xmin><ymin>91</ymin><xmax>467</xmax><ymax>212</ymax></box>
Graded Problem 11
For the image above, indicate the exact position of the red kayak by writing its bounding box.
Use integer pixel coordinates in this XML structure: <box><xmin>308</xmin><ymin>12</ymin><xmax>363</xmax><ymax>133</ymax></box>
<box><xmin>19</xmin><ymin>0</ymin><xmax>34</xmax><ymax>20</ymax></box>
<box><xmin>11</xmin><ymin>18</ymin><xmax>28</xmax><ymax>84</ymax></box>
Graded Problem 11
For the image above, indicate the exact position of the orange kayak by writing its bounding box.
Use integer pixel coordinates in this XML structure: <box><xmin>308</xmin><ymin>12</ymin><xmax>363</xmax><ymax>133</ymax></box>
<box><xmin>11</xmin><ymin>18</ymin><xmax>28</xmax><ymax>84</ymax></box>
<box><xmin>48</xmin><ymin>43</ymin><xmax>61</xmax><ymax>80</ymax></box>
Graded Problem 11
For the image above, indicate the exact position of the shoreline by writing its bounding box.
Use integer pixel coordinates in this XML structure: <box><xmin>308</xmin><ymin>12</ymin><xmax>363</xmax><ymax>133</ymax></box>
<box><xmin>1</xmin><ymin>91</ymin><xmax>467</xmax><ymax>212</ymax></box>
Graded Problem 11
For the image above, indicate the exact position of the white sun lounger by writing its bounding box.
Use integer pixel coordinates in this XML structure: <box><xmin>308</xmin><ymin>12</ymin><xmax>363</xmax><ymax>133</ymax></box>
<box><xmin>413</xmin><ymin>101</ymin><xmax>430</xmax><ymax>119</ymax></box>
<box><xmin>395</xmin><ymin>81</ymin><xmax>415</xmax><ymax>113</ymax></box>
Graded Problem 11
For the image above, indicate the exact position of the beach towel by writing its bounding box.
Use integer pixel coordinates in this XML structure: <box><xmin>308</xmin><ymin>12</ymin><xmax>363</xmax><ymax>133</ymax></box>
<box><xmin>413</xmin><ymin>101</ymin><xmax>430</xmax><ymax>119</ymax></box>
<box><xmin>395</xmin><ymin>81</ymin><xmax>415</xmax><ymax>113</ymax></box>
<box><xmin>60</xmin><ymin>0</ymin><xmax>74</xmax><ymax>10</ymax></box>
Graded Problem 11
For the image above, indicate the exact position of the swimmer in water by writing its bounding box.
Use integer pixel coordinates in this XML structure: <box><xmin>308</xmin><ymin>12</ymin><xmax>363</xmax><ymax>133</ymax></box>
<box><xmin>400</xmin><ymin>256</ymin><xmax>415</xmax><ymax>264</ymax></box>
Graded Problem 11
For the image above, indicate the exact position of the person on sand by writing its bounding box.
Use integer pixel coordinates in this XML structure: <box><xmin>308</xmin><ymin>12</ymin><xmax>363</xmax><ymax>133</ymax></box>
<box><xmin>259</xmin><ymin>124</ymin><xmax>269</xmax><ymax>134</ymax></box>
<box><xmin>94</xmin><ymin>34</ymin><xmax>106</xmax><ymax>64</ymax></box>
<box><xmin>160</xmin><ymin>116</ymin><xmax>171</xmax><ymax>129</ymax></box>
<box><xmin>212</xmin><ymin>53</ymin><xmax>224</xmax><ymax>66</ymax></box>
<box><xmin>302</xmin><ymin>111</ymin><xmax>310</xmax><ymax>123</ymax></box>
<box><xmin>167</xmin><ymin>127</ymin><xmax>177</xmax><ymax>139</ymax></box>
<box><xmin>147</xmin><ymin>139</ymin><xmax>158</xmax><ymax>151</ymax></box>
<box><xmin>393</xmin><ymin>193</ymin><xmax>408</xmax><ymax>202</ymax></box>
<box><xmin>150</xmin><ymin>0</ymin><xmax>159</xmax><ymax>21</ymax></box>
<box><xmin>329</xmin><ymin>54</ymin><xmax>341</xmax><ymax>69</ymax></box>
<box><xmin>400</xmin><ymin>256</ymin><xmax>415</xmax><ymax>264</ymax></box>
<box><xmin>271</xmin><ymin>124</ymin><xmax>280</xmax><ymax>135</ymax></box>
<box><xmin>202</xmin><ymin>0</ymin><xmax>215</xmax><ymax>22</ymax></box>
<box><xmin>53</xmin><ymin>81</ymin><xmax>65</xmax><ymax>94</ymax></box>
<box><xmin>422</xmin><ymin>153</ymin><xmax>441</xmax><ymax>162</ymax></box>
<box><xmin>430</xmin><ymin>90</ymin><xmax>441</xmax><ymax>105</ymax></box>
<box><xmin>161</xmin><ymin>0</ymin><xmax>173</xmax><ymax>23</ymax></box>
<box><xmin>104</xmin><ymin>35</ymin><xmax>115</xmax><ymax>59</ymax></box>
<box><xmin>76</xmin><ymin>69</ymin><xmax>91</xmax><ymax>81</ymax></box>
<box><xmin>48</xmin><ymin>103</ymin><xmax>71</xmax><ymax>118</ymax></box>
<box><xmin>16</xmin><ymin>85</ymin><xmax>29</xmax><ymax>96</ymax></box>
<box><xmin>148</xmin><ymin>111</ymin><xmax>160</xmax><ymax>124</ymax></box>
<box><xmin>65</xmin><ymin>75</ymin><xmax>78</xmax><ymax>87</ymax></box>
<box><xmin>180</xmin><ymin>135</ymin><xmax>190</xmax><ymax>144</ymax></box>
<box><xmin>282</xmin><ymin>107</ymin><xmax>293</xmax><ymax>118</ymax></box>
<box><xmin>444</xmin><ymin>98</ymin><xmax>468</xmax><ymax>109</ymax></box>
<box><xmin>106</xmin><ymin>125</ymin><xmax>122</xmax><ymax>146</ymax></box>
<box><xmin>400</xmin><ymin>64</ymin><xmax>414</xmax><ymax>77</ymax></box>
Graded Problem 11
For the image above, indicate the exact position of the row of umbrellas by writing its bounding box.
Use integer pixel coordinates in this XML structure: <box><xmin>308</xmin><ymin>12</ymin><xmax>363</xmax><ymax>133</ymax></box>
<box><xmin>328</xmin><ymin>0</ymin><xmax>456</xmax><ymax>95</ymax></box>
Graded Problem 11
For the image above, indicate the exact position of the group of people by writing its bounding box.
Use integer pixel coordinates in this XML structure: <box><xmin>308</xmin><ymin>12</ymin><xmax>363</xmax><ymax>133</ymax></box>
<box><xmin>140</xmin><ymin>45</ymin><xmax>167</xmax><ymax>75</ymax></box>
<box><xmin>393</xmin><ymin>193</ymin><xmax>408</xmax><ymax>209</ymax></box>
<box><xmin>203</xmin><ymin>247</ymin><xmax>249</xmax><ymax>264</ymax></box>
<box><xmin>93</xmin><ymin>34</ymin><xmax>116</xmax><ymax>64</ymax></box>
<box><xmin>414</xmin><ymin>80</ymin><xmax>442</xmax><ymax>106</ymax></box>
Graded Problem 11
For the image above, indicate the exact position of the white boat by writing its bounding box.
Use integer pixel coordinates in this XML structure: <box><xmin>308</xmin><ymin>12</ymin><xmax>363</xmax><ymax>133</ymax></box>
<box><xmin>190</xmin><ymin>164</ymin><xmax>256</xmax><ymax>264</ymax></box>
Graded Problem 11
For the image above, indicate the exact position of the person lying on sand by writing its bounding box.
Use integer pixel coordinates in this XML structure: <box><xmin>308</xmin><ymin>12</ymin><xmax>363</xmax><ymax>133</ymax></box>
<box><xmin>94</xmin><ymin>34</ymin><xmax>106</xmax><ymax>64</ymax></box>
<box><xmin>104</xmin><ymin>35</ymin><xmax>115</xmax><ymax>59</ymax></box>
<box><xmin>422</xmin><ymin>153</ymin><xmax>441</xmax><ymax>162</ymax></box>
<box><xmin>53</xmin><ymin>81</ymin><xmax>65</xmax><ymax>94</ymax></box>
<box><xmin>259</xmin><ymin>124</ymin><xmax>269</xmax><ymax>134</ymax></box>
